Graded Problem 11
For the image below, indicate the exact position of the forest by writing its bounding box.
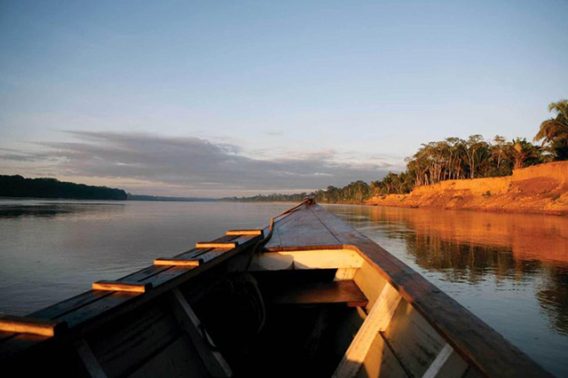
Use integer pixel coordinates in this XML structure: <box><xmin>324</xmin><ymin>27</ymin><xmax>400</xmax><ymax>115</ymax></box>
<box><xmin>0</xmin><ymin>175</ymin><xmax>128</xmax><ymax>200</ymax></box>
<box><xmin>232</xmin><ymin>100</ymin><xmax>568</xmax><ymax>204</ymax></box>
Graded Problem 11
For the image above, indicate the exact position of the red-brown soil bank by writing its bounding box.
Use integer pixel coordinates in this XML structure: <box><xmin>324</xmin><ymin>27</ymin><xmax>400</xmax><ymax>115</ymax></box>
<box><xmin>366</xmin><ymin>161</ymin><xmax>568</xmax><ymax>216</ymax></box>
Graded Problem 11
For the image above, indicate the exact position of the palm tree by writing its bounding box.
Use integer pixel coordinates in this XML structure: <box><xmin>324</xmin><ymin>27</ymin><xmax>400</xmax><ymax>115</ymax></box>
<box><xmin>511</xmin><ymin>138</ymin><xmax>541</xmax><ymax>169</ymax></box>
<box><xmin>534</xmin><ymin>100</ymin><xmax>568</xmax><ymax>160</ymax></box>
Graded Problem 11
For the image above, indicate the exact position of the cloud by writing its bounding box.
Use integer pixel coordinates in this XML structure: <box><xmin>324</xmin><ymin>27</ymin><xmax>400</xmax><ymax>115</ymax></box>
<box><xmin>2</xmin><ymin>131</ymin><xmax>393</xmax><ymax>196</ymax></box>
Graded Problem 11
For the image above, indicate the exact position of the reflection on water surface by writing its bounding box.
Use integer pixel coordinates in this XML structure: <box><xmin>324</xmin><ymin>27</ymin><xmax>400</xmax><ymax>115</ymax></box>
<box><xmin>326</xmin><ymin>205</ymin><xmax>568</xmax><ymax>376</ymax></box>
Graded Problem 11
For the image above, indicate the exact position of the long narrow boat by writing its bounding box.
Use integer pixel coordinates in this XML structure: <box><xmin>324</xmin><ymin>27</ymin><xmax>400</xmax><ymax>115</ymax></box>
<box><xmin>0</xmin><ymin>200</ymin><xmax>552</xmax><ymax>377</ymax></box>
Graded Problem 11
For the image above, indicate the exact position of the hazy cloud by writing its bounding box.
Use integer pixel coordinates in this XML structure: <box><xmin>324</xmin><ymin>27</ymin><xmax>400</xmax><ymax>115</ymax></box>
<box><xmin>2</xmin><ymin>131</ymin><xmax>393</xmax><ymax>196</ymax></box>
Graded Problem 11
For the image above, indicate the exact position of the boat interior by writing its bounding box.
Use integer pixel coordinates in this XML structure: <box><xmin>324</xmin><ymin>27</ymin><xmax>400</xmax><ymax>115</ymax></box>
<box><xmin>189</xmin><ymin>247</ymin><xmax>480</xmax><ymax>378</ymax></box>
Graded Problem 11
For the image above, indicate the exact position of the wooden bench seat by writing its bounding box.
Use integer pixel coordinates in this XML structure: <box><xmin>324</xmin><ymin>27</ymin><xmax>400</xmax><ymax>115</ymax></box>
<box><xmin>271</xmin><ymin>280</ymin><xmax>368</xmax><ymax>307</ymax></box>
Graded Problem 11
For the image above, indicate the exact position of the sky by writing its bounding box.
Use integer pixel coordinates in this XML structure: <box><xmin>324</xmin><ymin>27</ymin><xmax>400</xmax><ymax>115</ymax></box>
<box><xmin>0</xmin><ymin>0</ymin><xmax>567</xmax><ymax>197</ymax></box>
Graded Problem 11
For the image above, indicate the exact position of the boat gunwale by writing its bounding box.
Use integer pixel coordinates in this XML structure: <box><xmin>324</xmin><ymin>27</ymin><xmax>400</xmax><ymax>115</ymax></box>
<box><xmin>0</xmin><ymin>233</ymin><xmax>263</xmax><ymax>361</ymax></box>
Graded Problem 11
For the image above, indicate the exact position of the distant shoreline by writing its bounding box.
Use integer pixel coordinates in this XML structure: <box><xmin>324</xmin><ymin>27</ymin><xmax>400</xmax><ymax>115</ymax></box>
<box><xmin>0</xmin><ymin>175</ymin><xmax>127</xmax><ymax>200</ymax></box>
<box><xmin>365</xmin><ymin>161</ymin><xmax>568</xmax><ymax>216</ymax></box>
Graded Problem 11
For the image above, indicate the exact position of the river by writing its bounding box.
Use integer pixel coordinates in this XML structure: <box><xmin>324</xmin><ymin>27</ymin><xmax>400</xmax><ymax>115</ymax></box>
<box><xmin>0</xmin><ymin>199</ymin><xmax>566</xmax><ymax>375</ymax></box>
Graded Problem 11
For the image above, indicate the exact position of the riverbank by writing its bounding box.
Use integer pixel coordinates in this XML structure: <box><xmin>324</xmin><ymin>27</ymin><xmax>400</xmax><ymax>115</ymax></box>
<box><xmin>366</xmin><ymin>161</ymin><xmax>568</xmax><ymax>216</ymax></box>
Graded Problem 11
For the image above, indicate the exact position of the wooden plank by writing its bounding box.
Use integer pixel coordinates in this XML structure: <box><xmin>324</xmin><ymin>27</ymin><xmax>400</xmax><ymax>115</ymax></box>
<box><xmin>251</xmin><ymin>249</ymin><xmax>364</xmax><ymax>271</ymax></box>
<box><xmin>87</xmin><ymin>300</ymin><xmax>180</xmax><ymax>376</ymax></box>
<box><xmin>353</xmin><ymin>260</ymin><xmax>388</xmax><ymax>311</ymax></box>
<box><xmin>265</xmin><ymin>206</ymin><xmax>340</xmax><ymax>250</ymax></box>
<box><xmin>195</xmin><ymin>242</ymin><xmax>237</xmax><ymax>249</ymax></box>
<box><xmin>333</xmin><ymin>283</ymin><xmax>401</xmax><ymax>377</ymax></box>
<box><xmin>75</xmin><ymin>339</ymin><xmax>108</xmax><ymax>378</ymax></box>
<box><xmin>92</xmin><ymin>281</ymin><xmax>152</xmax><ymax>293</ymax></box>
<box><xmin>129</xmin><ymin>335</ymin><xmax>210</xmax><ymax>378</ymax></box>
<box><xmin>309</xmin><ymin>204</ymin><xmax>553</xmax><ymax>377</ymax></box>
<box><xmin>421</xmin><ymin>343</ymin><xmax>468</xmax><ymax>378</ymax></box>
<box><xmin>30</xmin><ymin>291</ymin><xmax>114</xmax><ymax>320</ymax></box>
<box><xmin>369</xmin><ymin>286</ymin><xmax>446</xmax><ymax>377</ymax></box>
<box><xmin>272</xmin><ymin>280</ymin><xmax>368</xmax><ymax>307</ymax></box>
<box><xmin>170</xmin><ymin>289</ymin><xmax>232</xmax><ymax>377</ymax></box>
<box><xmin>0</xmin><ymin>315</ymin><xmax>67</xmax><ymax>337</ymax></box>
<box><xmin>153</xmin><ymin>258</ymin><xmax>203</xmax><ymax>267</ymax></box>
<box><xmin>225</xmin><ymin>229</ymin><xmax>263</xmax><ymax>236</ymax></box>
<box><xmin>356</xmin><ymin>331</ymin><xmax>407</xmax><ymax>378</ymax></box>
<box><xmin>56</xmin><ymin>292</ymin><xmax>142</xmax><ymax>329</ymax></box>
<box><xmin>0</xmin><ymin>333</ymin><xmax>49</xmax><ymax>361</ymax></box>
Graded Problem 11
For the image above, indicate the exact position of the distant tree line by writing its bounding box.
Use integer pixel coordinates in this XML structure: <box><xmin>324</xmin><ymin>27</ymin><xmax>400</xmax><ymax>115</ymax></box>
<box><xmin>0</xmin><ymin>175</ymin><xmax>128</xmax><ymax>200</ymax></box>
<box><xmin>232</xmin><ymin>99</ymin><xmax>568</xmax><ymax>203</ymax></box>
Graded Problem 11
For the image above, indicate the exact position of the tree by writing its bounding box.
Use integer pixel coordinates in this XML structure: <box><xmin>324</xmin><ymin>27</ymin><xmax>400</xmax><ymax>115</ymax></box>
<box><xmin>464</xmin><ymin>135</ymin><xmax>489</xmax><ymax>179</ymax></box>
<box><xmin>510</xmin><ymin>138</ymin><xmax>542</xmax><ymax>169</ymax></box>
<box><xmin>534</xmin><ymin>100</ymin><xmax>568</xmax><ymax>160</ymax></box>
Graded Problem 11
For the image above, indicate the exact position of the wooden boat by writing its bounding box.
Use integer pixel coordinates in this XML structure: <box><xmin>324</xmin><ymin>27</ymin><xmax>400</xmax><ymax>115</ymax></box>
<box><xmin>0</xmin><ymin>200</ymin><xmax>552</xmax><ymax>377</ymax></box>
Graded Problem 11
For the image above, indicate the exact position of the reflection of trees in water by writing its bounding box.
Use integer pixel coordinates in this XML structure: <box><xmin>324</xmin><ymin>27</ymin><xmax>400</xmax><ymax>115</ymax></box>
<box><xmin>329</xmin><ymin>205</ymin><xmax>568</xmax><ymax>337</ymax></box>
<box><xmin>537</xmin><ymin>266</ymin><xmax>568</xmax><ymax>336</ymax></box>
<box><xmin>0</xmin><ymin>203</ymin><xmax>125</xmax><ymax>218</ymax></box>
<box><xmin>404</xmin><ymin>233</ymin><xmax>542</xmax><ymax>284</ymax></box>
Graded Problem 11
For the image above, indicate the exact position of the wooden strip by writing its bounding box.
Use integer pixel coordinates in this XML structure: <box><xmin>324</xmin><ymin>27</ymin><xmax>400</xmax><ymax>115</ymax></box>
<box><xmin>225</xmin><ymin>229</ymin><xmax>263</xmax><ymax>236</ymax></box>
<box><xmin>333</xmin><ymin>283</ymin><xmax>401</xmax><ymax>377</ymax></box>
<box><xmin>75</xmin><ymin>339</ymin><xmax>108</xmax><ymax>378</ymax></box>
<box><xmin>422</xmin><ymin>343</ymin><xmax>454</xmax><ymax>378</ymax></box>
<box><xmin>92</xmin><ymin>281</ymin><xmax>152</xmax><ymax>293</ymax></box>
<box><xmin>422</xmin><ymin>342</ymin><xmax>469</xmax><ymax>378</ymax></box>
<box><xmin>153</xmin><ymin>258</ymin><xmax>203</xmax><ymax>267</ymax></box>
<box><xmin>170</xmin><ymin>289</ymin><xmax>232</xmax><ymax>377</ymax></box>
<box><xmin>0</xmin><ymin>315</ymin><xmax>67</xmax><ymax>337</ymax></box>
<box><xmin>195</xmin><ymin>242</ymin><xmax>237</xmax><ymax>249</ymax></box>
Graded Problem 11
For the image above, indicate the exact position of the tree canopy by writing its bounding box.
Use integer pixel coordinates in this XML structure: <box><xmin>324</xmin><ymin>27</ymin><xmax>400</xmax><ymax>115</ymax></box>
<box><xmin>0</xmin><ymin>175</ymin><xmax>128</xmax><ymax>200</ymax></box>
<box><xmin>534</xmin><ymin>100</ymin><xmax>568</xmax><ymax>160</ymax></box>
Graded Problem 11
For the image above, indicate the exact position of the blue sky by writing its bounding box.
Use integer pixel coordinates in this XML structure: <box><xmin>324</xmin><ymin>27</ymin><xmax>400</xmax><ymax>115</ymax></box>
<box><xmin>1</xmin><ymin>1</ymin><xmax>567</xmax><ymax>196</ymax></box>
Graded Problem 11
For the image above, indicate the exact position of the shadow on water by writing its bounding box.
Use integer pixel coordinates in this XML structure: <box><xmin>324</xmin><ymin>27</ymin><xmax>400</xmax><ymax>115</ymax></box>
<box><xmin>0</xmin><ymin>201</ymin><xmax>125</xmax><ymax>218</ymax></box>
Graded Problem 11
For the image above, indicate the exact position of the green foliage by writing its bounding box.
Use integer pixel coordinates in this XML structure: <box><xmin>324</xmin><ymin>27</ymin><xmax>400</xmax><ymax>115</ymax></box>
<box><xmin>534</xmin><ymin>100</ymin><xmax>568</xmax><ymax>160</ymax></box>
<box><xmin>406</xmin><ymin>135</ymin><xmax>545</xmax><ymax>186</ymax></box>
<box><xmin>0</xmin><ymin>175</ymin><xmax>128</xmax><ymax>200</ymax></box>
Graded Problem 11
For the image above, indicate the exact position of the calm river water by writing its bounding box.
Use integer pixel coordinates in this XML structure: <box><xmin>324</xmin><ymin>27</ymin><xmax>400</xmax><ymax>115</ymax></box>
<box><xmin>0</xmin><ymin>200</ymin><xmax>566</xmax><ymax>375</ymax></box>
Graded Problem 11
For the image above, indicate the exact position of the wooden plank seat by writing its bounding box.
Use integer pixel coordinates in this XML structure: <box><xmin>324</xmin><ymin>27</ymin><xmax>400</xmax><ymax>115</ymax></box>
<box><xmin>271</xmin><ymin>280</ymin><xmax>368</xmax><ymax>308</ymax></box>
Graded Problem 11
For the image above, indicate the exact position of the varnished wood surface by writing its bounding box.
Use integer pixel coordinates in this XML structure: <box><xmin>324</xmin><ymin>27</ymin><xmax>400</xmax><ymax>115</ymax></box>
<box><xmin>225</xmin><ymin>229</ymin><xmax>264</xmax><ymax>236</ymax></box>
<box><xmin>268</xmin><ymin>204</ymin><xmax>552</xmax><ymax>377</ymax></box>
<box><xmin>271</xmin><ymin>280</ymin><xmax>368</xmax><ymax>307</ymax></box>
<box><xmin>92</xmin><ymin>281</ymin><xmax>152</xmax><ymax>293</ymax></box>
<box><xmin>153</xmin><ymin>258</ymin><xmax>203</xmax><ymax>267</ymax></box>
<box><xmin>0</xmin><ymin>315</ymin><xmax>67</xmax><ymax>337</ymax></box>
